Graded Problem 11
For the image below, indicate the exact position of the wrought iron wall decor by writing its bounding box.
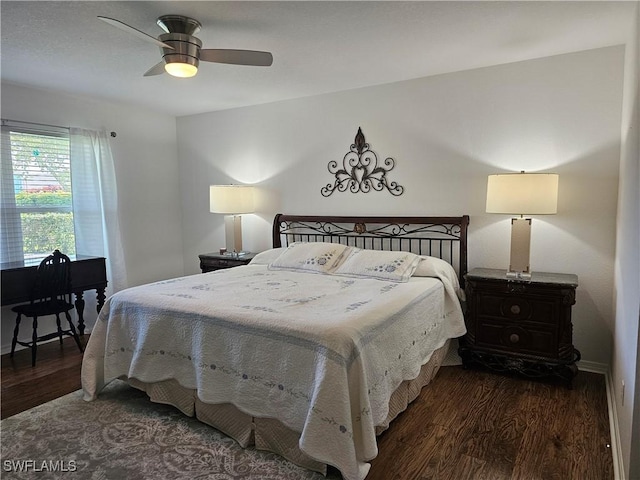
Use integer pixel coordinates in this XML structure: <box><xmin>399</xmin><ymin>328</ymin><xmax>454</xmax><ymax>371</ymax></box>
<box><xmin>321</xmin><ymin>127</ymin><xmax>404</xmax><ymax>197</ymax></box>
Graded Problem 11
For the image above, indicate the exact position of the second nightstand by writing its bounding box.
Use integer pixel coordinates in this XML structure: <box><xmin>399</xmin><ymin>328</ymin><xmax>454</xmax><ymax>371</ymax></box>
<box><xmin>199</xmin><ymin>252</ymin><xmax>256</xmax><ymax>273</ymax></box>
<box><xmin>459</xmin><ymin>267</ymin><xmax>580</xmax><ymax>388</ymax></box>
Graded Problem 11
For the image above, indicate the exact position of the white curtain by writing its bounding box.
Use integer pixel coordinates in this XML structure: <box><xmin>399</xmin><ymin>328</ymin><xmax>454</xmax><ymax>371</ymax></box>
<box><xmin>0</xmin><ymin>127</ymin><xmax>24</xmax><ymax>264</ymax></box>
<box><xmin>70</xmin><ymin>128</ymin><xmax>127</xmax><ymax>293</ymax></box>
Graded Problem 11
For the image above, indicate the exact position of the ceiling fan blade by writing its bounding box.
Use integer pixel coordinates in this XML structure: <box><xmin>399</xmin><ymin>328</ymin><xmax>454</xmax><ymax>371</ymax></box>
<box><xmin>98</xmin><ymin>16</ymin><xmax>174</xmax><ymax>50</ymax></box>
<box><xmin>143</xmin><ymin>62</ymin><xmax>166</xmax><ymax>77</ymax></box>
<box><xmin>200</xmin><ymin>49</ymin><xmax>273</xmax><ymax>67</ymax></box>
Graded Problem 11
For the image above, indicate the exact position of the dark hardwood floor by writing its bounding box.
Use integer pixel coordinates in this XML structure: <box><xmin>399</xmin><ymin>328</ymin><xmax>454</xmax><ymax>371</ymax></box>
<box><xmin>369</xmin><ymin>366</ymin><xmax>613</xmax><ymax>480</ymax></box>
<box><xmin>1</xmin><ymin>339</ymin><xmax>613</xmax><ymax>479</ymax></box>
<box><xmin>1</xmin><ymin>335</ymin><xmax>87</xmax><ymax>419</ymax></box>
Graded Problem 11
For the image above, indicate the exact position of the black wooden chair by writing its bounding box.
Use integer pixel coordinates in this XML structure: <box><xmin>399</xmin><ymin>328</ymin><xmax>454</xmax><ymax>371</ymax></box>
<box><xmin>10</xmin><ymin>250</ymin><xmax>84</xmax><ymax>367</ymax></box>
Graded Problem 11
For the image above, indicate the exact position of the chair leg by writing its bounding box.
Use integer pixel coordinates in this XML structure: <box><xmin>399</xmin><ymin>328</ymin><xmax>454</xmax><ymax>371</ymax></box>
<box><xmin>31</xmin><ymin>316</ymin><xmax>38</xmax><ymax>367</ymax></box>
<box><xmin>65</xmin><ymin>312</ymin><xmax>84</xmax><ymax>353</ymax></box>
<box><xmin>56</xmin><ymin>313</ymin><xmax>64</xmax><ymax>344</ymax></box>
<box><xmin>11</xmin><ymin>313</ymin><xmax>22</xmax><ymax>357</ymax></box>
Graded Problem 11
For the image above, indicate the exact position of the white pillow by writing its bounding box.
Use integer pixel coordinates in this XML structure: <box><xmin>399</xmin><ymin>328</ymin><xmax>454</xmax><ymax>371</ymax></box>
<box><xmin>333</xmin><ymin>248</ymin><xmax>422</xmax><ymax>282</ymax></box>
<box><xmin>268</xmin><ymin>242</ymin><xmax>351</xmax><ymax>274</ymax></box>
<box><xmin>249</xmin><ymin>248</ymin><xmax>286</xmax><ymax>266</ymax></box>
<box><xmin>414</xmin><ymin>255</ymin><xmax>464</xmax><ymax>301</ymax></box>
<box><xmin>413</xmin><ymin>255</ymin><xmax>457</xmax><ymax>279</ymax></box>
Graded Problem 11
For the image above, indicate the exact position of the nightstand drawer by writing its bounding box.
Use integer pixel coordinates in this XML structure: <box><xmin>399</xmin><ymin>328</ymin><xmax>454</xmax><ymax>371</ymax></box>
<box><xmin>477</xmin><ymin>293</ymin><xmax>557</xmax><ymax>324</ymax></box>
<box><xmin>476</xmin><ymin>319</ymin><xmax>557</xmax><ymax>358</ymax></box>
<box><xmin>209</xmin><ymin>258</ymin><xmax>234</xmax><ymax>268</ymax></box>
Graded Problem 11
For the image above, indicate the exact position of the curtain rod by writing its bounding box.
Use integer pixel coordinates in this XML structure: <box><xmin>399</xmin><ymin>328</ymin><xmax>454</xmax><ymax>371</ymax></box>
<box><xmin>2</xmin><ymin>118</ymin><xmax>69</xmax><ymax>131</ymax></box>
<box><xmin>1</xmin><ymin>118</ymin><xmax>117</xmax><ymax>137</ymax></box>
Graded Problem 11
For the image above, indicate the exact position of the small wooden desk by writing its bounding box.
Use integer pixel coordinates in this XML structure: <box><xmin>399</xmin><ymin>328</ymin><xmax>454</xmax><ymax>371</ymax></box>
<box><xmin>1</xmin><ymin>256</ymin><xmax>108</xmax><ymax>335</ymax></box>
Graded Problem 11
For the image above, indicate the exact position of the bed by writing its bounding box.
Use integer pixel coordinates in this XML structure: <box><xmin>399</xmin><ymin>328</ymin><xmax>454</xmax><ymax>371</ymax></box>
<box><xmin>81</xmin><ymin>213</ymin><xmax>469</xmax><ymax>480</ymax></box>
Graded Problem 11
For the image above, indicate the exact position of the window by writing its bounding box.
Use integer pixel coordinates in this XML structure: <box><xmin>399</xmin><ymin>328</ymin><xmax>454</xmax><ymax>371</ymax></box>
<box><xmin>2</xmin><ymin>121</ymin><xmax>127</xmax><ymax>291</ymax></box>
<box><xmin>1</xmin><ymin>122</ymin><xmax>75</xmax><ymax>264</ymax></box>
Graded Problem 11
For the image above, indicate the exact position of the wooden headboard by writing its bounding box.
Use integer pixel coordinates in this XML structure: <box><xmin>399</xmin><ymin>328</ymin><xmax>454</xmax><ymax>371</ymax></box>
<box><xmin>272</xmin><ymin>214</ymin><xmax>470</xmax><ymax>287</ymax></box>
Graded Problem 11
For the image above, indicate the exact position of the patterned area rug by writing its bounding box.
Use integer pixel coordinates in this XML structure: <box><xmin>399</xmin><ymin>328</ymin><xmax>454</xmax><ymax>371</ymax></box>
<box><xmin>1</xmin><ymin>380</ymin><xmax>342</xmax><ymax>479</ymax></box>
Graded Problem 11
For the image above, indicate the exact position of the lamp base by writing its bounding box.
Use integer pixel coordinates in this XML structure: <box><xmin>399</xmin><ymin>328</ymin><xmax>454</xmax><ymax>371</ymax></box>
<box><xmin>224</xmin><ymin>215</ymin><xmax>244</xmax><ymax>254</ymax></box>
<box><xmin>223</xmin><ymin>250</ymin><xmax>250</xmax><ymax>259</ymax></box>
<box><xmin>508</xmin><ymin>217</ymin><xmax>532</xmax><ymax>277</ymax></box>
<box><xmin>506</xmin><ymin>270</ymin><xmax>532</xmax><ymax>280</ymax></box>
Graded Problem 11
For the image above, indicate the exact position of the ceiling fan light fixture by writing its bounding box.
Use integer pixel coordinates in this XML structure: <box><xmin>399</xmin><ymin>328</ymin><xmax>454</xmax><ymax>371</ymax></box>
<box><xmin>164</xmin><ymin>55</ymin><xmax>199</xmax><ymax>78</ymax></box>
<box><xmin>165</xmin><ymin>61</ymin><xmax>198</xmax><ymax>78</ymax></box>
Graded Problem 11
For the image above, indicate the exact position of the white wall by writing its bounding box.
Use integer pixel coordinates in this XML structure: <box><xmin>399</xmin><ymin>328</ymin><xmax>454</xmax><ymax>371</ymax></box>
<box><xmin>1</xmin><ymin>82</ymin><xmax>185</xmax><ymax>351</ymax></box>
<box><xmin>178</xmin><ymin>46</ymin><xmax>624</xmax><ymax>368</ymax></box>
<box><xmin>612</xmin><ymin>3</ymin><xmax>640</xmax><ymax>478</ymax></box>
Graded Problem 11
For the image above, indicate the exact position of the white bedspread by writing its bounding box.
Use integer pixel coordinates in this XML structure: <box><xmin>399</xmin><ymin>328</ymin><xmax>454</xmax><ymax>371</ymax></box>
<box><xmin>82</xmin><ymin>265</ymin><xmax>466</xmax><ymax>480</ymax></box>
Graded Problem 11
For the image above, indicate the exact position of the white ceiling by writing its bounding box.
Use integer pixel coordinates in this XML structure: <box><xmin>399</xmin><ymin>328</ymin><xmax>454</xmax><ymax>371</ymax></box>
<box><xmin>1</xmin><ymin>1</ymin><xmax>635</xmax><ymax>117</ymax></box>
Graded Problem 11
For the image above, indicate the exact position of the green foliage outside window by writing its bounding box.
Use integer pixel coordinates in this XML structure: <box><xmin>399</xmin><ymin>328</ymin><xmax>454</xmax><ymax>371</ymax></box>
<box><xmin>16</xmin><ymin>190</ymin><xmax>76</xmax><ymax>257</ymax></box>
<box><xmin>20</xmin><ymin>212</ymin><xmax>76</xmax><ymax>257</ymax></box>
<box><xmin>15</xmin><ymin>190</ymin><xmax>72</xmax><ymax>207</ymax></box>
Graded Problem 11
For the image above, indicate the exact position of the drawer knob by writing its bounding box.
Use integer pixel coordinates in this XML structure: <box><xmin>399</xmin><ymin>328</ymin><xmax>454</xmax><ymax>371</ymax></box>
<box><xmin>509</xmin><ymin>333</ymin><xmax>520</xmax><ymax>343</ymax></box>
<box><xmin>510</xmin><ymin>305</ymin><xmax>521</xmax><ymax>315</ymax></box>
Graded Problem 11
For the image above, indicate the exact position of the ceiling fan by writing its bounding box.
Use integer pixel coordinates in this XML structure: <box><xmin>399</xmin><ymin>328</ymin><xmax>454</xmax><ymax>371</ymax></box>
<box><xmin>98</xmin><ymin>14</ymin><xmax>273</xmax><ymax>78</ymax></box>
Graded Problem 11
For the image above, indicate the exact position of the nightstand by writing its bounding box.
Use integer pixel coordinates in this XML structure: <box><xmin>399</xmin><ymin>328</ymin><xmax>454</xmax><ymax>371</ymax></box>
<box><xmin>198</xmin><ymin>252</ymin><xmax>256</xmax><ymax>273</ymax></box>
<box><xmin>458</xmin><ymin>267</ymin><xmax>580</xmax><ymax>388</ymax></box>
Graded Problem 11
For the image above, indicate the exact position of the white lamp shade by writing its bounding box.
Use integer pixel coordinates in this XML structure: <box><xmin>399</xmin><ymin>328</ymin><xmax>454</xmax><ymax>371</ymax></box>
<box><xmin>209</xmin><ymin>185</ymin><xmax>255</xmax><ymax>214</ymax></box>
<box><xmin>486</xmin><ymin>173</ymin><xmax>559</xmax><ymax>215</ymax></box>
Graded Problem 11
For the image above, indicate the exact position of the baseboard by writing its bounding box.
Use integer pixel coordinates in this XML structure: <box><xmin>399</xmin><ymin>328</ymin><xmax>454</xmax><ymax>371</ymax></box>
<box><xmin>605</xmin><ymin>368</ymin><xmax>625</xmax><ymax>480</ymax></box>
<box><xmin>577</xmin><ymin>361</ymin><xmax>624</xmax><ymax>479</ymax></box>
<box><xmin>578</xmin><ymin>360</ymin><xmax>608</xmax><ymax>374</ymax></box>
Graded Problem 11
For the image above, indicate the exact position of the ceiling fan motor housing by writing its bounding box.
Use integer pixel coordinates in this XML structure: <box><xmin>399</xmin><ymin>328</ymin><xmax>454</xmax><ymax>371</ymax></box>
<box><xmin>159</xmin><ymin>32</ymin><xmax>202</xmax><ymax>69</ymax></box>
<box><xmin>156</xmin><ymin>15</ymin><xmax>201</xmax><ymax>35</ymax></box>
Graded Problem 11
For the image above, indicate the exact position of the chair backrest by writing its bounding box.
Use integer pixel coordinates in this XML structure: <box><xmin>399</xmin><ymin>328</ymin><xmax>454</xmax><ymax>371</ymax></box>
<box><xmin>30</xmin><ymin>250</ymin><xmax>72</xmax><ymax>304</ymax></box>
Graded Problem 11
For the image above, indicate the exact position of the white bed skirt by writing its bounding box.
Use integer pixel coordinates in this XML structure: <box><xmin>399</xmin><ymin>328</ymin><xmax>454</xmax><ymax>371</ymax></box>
<box><xmin>124</xmin><ymin>339</ymin><xmax>450</xmax><ymax>476</ymax></box>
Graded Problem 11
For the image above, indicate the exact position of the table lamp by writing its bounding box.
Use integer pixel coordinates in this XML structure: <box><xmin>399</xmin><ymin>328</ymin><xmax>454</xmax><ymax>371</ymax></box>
<box><xmin>209</xmin><ymin>185</ymin><xmax>255</xmax><ymax>256</ymax></box>
<box><xmin>486</xmin><ymin>172</ymin><xmax>559</xmax><ymax>278</ymax></box>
